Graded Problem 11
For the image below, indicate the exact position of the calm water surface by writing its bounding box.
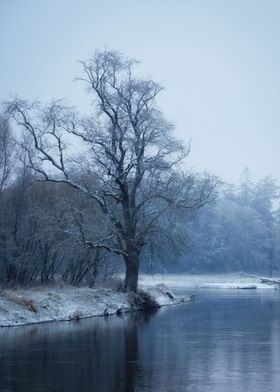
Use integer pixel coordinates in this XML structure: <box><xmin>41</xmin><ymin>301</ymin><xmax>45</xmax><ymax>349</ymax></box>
<box><xmin>0</xmin><ymin>289</ymin><xmax>280</xmax><ymax>392</ymax></box>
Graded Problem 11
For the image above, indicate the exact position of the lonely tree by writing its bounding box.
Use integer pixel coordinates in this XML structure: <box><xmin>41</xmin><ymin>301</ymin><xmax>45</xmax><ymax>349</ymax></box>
<box><xmin>5</xmin><ymin>50</ymin><xmax>215</xmax><ymax>292</ymax></box>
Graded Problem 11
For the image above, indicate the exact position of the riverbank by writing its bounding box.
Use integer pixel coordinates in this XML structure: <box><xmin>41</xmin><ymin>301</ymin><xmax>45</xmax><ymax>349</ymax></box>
<box><xmin>1</xmin><ymin>273</ymin><xmax>274</xmax><ymax>328</ymax></box>
<box><xmin>0</xmin><ymin>284</ymin><xmax>188</xmax><ymax>327</ymax></box>
<box><xmin>139</xmin><ymin>273</ymin><xmax>274</xmax><ymax>289</ymax></box>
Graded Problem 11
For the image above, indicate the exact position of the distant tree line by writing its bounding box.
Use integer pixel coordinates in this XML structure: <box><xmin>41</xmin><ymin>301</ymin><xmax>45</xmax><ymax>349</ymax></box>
<box><xmin>1</xmin><ymin>104</ymin><xmax>279</xmax><ymax>286</ymax></box>
<box><xmin>172</xmin><ymin>169</ymin><xmax>280</xmax><ymax>275</ymax></box>
<box><xmin>3</xmin><ymin>50</ymin><xmax>277</xmax><ymax>287</ymax></box>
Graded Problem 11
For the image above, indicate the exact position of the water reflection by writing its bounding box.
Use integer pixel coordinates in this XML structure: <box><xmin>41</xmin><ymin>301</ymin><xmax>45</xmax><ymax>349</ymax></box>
<box><xmin>0</xmin><ymin>310</ymin><xmax>156</xmax><ymax>392</ymax></box>
<box><xmin>0</xmin><ymin>290</ymin><xmax>280</xmax><ymax>391</ymax></box>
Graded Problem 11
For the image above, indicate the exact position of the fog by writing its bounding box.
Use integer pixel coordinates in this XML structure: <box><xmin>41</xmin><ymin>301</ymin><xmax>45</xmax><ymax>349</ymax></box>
<box><xmin>1</xmin><ymin>6</ymin><xmax>280</xmax><ymax>390</ymax></box>
<box><xmin>1</xmin><ymin>0</ymin><xmax>280</xmax><ymax>184</ymax></box>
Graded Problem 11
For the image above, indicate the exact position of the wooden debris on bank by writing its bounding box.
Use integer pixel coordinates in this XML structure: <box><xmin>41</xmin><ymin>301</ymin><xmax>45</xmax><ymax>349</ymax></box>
<box><xmin>244</xmin><ymin>273</ymin><xmax>280</xmax><ymax>288</ymax></box>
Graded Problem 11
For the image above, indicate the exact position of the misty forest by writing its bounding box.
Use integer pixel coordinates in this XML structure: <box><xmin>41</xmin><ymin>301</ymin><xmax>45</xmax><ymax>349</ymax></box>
<box><xmin>0</xmin><ymin>52</ymin><xmax>279</xmax><ymax>292</ymax></box>
<box><xmin>1</xmin><ymin>2</ymin><xmax>280</xmax><ymax>391</ymax></box>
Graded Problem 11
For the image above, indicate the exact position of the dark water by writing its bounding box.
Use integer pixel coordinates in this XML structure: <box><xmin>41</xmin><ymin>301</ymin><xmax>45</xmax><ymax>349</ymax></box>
<box><xmin>1</xmin><ymin>289</ymin><xmax>280</xmax><ymax>392</ymax></box>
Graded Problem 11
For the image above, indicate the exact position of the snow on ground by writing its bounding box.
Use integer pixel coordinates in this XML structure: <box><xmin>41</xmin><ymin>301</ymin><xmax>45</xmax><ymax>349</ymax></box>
<box><xmin>139</xmin><ymin>273</ymin><xmax>274</xmax><ymax>290</ymax></box>
<box><xmin>0</xmin><ymin>273</ymin><xmax>274</xmax><ymax>328</ymax></box>
<box><xmin>0</xmin><ymin>284</ymin><xmax>188</xmax><ymax>328</ymax></box>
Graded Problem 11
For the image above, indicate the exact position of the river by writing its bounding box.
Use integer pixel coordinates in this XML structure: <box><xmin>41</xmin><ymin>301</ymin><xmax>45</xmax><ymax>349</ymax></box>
<box><xmin>0</xmin><ymin>289</ymin><xmax>280</xmax><ymax>391</ymax></box>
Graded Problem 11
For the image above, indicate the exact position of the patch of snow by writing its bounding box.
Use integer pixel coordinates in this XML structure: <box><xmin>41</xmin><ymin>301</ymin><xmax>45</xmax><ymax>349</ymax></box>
<box><xmin>143</xmin><ymin>283</ymin><xmax>187</xmax><ymax>306</ymax></box>
<box><xmin>139</xmin><ymin>273</ymin><xmax>272</xmax><ymax>290</ymax></box>
<box><xmin>0</xmin><ymin>285</ymin><xmax>189</xmax><ymax>328</ymax></box>
<box><xmin>1</xmin><ymin>273</ymin><xmax>269</xmax><ymax>328</ymax></box>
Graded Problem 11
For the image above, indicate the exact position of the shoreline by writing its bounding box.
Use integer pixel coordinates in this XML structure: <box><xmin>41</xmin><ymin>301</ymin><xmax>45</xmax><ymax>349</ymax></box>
<box><xmin>139</xmin><ymin>273</ymin><xmax>275</xmax><ymax>290</ymax></box>
<box><xmin>0</xmin><ymin>273</ymin><xmax>276</xmax><ymax>328</ymax></box>
<box><xmin>0</xmin><ymin>284</ymin><xmax>189</xmax><ymax>328</ymax></box>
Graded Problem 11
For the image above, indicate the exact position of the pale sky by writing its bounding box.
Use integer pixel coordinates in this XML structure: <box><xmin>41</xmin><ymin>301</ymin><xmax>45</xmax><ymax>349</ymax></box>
<box><xmin>1</xmin><ymin>0</ymin><xmax>280</xmax><ymax>184</ymax></box>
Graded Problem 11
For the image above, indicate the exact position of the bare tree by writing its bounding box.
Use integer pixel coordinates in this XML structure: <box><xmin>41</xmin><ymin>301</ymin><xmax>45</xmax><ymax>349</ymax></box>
<box><xmin>5</xmin><ymin>50</ymin><xmax>216</xmax><ymax>292</ymax></box>
<box><xmin>0</xmin><ymin>115</ymin><xmax>14</xmax><ymax>193</ymax></box>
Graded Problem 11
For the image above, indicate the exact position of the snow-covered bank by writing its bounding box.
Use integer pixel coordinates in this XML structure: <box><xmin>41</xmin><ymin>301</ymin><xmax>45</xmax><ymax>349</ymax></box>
<box><xmin>0</xmin><ymin>284</ymin><xmax>189</xmax><ymax>328</ymax></box>
<box><xmin>139</xmin><ymin>273</ymin><xmax>274</xmax><ymax>290</ymax></box>
<box><xmin>1</xmin><ymin>273</ymin><xmax>272</xmax><ymax>328</ymax></box>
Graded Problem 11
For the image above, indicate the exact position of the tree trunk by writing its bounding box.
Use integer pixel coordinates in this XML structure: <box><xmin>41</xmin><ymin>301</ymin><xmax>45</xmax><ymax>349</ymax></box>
<box><xmin>124</xmin><ymin>254</ymin><xmax>140</xmax><ymax>292</ymax></box>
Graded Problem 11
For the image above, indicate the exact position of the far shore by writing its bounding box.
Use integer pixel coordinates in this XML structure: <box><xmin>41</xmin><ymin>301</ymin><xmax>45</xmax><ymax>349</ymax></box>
<box><xmin>139</xmin><ymin>272</ymin><xmax>276</xmax><ymax>290</ymax></box>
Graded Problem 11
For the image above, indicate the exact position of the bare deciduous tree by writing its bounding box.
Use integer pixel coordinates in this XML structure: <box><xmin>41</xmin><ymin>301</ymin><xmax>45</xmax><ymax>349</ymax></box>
<box><xmin>5</xmin><ymin>50</ymin><xmax>216</xmax><ymax>292</ymax></box>
<box><xmin>0</xmin><ymin>115</ymin><xmax>14</xmax><ymax>193</ymax></box>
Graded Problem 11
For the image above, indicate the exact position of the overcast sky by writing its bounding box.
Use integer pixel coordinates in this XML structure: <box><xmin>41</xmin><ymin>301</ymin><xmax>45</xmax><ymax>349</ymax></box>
<box><xmin>1</xmin><ymin>0</ymin><xmax>280</xmax><ymax>184</ymax></box>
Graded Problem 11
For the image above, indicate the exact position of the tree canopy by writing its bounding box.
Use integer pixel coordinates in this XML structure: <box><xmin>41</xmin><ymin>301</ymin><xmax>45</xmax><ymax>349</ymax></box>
<box><xmin>4</xmin><ymin>50</ymin><xmax>215</xmax><ymax>291</ymax></box>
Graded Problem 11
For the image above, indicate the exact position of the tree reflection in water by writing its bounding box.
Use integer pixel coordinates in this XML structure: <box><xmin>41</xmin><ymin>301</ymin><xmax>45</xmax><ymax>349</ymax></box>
<box><xmin>0</xmin><ymin>310</ymin><xmax>156</xmax><ymax>392</ymax></box>
<box><xmin>1</xmin><ymin>291</ymin><xmax>280</xmax><ymax>392</ymax></box>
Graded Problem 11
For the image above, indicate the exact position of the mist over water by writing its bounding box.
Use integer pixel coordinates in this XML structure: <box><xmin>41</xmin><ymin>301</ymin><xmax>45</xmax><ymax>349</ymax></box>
<box><xmin>0</xmin><ymin>2</ymin><xmax>280</xmax><ymax>391</ymax></box>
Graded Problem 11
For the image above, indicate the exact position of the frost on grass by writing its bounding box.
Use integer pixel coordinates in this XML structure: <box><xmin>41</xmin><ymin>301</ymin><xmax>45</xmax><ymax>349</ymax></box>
<box><xmin>0</xmin><ymin>284</ymin><xmax>189</xmax><ymax>327</ymax></box>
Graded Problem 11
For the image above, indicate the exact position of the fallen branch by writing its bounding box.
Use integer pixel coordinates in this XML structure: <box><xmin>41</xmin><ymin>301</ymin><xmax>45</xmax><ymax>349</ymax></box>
<box><xmin>242</xmin><ymin>272</ymin><xmax>280</xmax><ymax>287</ymax></box>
